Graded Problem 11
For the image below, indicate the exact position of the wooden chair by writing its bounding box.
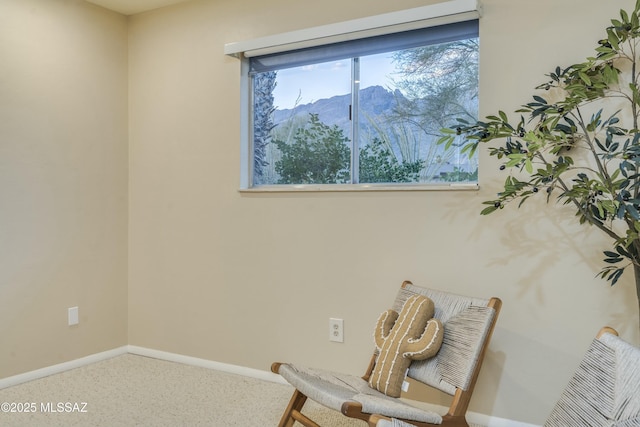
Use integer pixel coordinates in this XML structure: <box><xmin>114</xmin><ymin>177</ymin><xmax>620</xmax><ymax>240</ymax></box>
<box><xmin>544</xmin><ymin>326</ymin><xmax>640</xmax><ymax>427</ymax></box>
<box><xmin>375</xmin><ymin>326</ymin><xmax>640</xmax><ymax>427</ymax></box>
<box><xmin>271</xmin><ymin>280</ymin><xmax>502</xmax><ymax>427</ymax></box>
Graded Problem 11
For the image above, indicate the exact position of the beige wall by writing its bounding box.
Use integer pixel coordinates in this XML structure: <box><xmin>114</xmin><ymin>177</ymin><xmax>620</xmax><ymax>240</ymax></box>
<box><xmin>3</xmin><ymin>0</ymin><xmax>640</xmax><ymax>425</ymax></box>
<box><xmin>128</xmin><ymin>0</ymin><xmax>639</xmax><ymax>424</ymax></box>
<box><xmin>0</xmin><ymin>0</ymin><xmax>128</xmax><ymax>376</ymax></box>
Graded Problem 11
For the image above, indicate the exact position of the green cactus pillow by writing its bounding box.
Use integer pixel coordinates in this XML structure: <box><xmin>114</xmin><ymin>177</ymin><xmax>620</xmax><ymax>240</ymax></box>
<box><xmin>369</xmin><ymin>294</ymin><xmax>444</xmax><ymax>397</ymax></box>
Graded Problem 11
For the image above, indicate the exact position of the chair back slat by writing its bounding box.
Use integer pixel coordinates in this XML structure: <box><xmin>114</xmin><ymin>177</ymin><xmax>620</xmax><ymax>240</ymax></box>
<box><xmin>545</xmin><ymin>329</ymin><xmax>640</xmax><ymax>426</ymax></box>
<box><xmin>394</xmin><ymin>282</ymin><xmax>497</xmax><ymax>395</ymax></box>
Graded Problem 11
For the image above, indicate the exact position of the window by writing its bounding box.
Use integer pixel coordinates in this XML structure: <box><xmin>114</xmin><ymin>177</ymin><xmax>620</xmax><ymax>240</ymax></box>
<box><xmin>227</xmin><ymin>1</ymin><xmax>481</xmax><ymax>190</ymax></box>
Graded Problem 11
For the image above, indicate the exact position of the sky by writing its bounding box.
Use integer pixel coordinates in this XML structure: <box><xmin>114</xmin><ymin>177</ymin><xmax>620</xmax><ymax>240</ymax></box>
<box><xmin>271</xmin><ymin>52</ymin><xmax>400</xmax><ymax>110</ymax></box>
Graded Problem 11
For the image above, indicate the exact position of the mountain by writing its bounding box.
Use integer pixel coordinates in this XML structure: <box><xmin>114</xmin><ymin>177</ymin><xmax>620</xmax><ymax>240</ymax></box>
<box><xmin>272</xmin><ymin>85</ymin><xmax>406</xmax><ymax>134</ymax></box>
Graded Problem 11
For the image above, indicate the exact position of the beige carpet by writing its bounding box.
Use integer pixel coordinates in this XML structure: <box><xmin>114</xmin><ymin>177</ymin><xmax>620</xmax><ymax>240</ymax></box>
<box><xmin>0</xmin><ymin>354</ymin><xmax>485</xmax><ymax>426</ymax></box>
<box><xmin>0</xmin><ymin>354</ymin><xmax>364</xmax><ymax>426</ymax></box>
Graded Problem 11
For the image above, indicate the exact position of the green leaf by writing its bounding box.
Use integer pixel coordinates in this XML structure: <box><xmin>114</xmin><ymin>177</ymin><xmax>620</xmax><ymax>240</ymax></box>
<box><xmin>525</xmin><ymin>158</ymin><xmax>533</xmax><ymax>173</ymax></box>
<box><xmin>579</xmin><ymin>72</ymin><xmax>592</xmax><ymax>86</ymax></box>
<box><xmin>621</xmin><ymin>8</ymin><xmax>630</xmax><ymax>23</ymax></box>
<box><xmin>610</xmin><ymin>268</ymin><xmax>624</xmax><ymax>285</ymax></box>
<box><xmin>437</xmin><ymin>135</ymin><xmax>454</xmax><ymax>149</ymax></box>
<box><xmin>608</xmin><ymin>28</ymin><xmax>620</xmax><ymax>50</ymax></box>
<box><xmin>480</xmin><ymin>205</ymin><xmax>499</xmax><ymax>215</ymax></box>
<box><xmin>466</xmin><ymin>143</ymin><xmax>478</xmax><ymax>159</ymax></box>
<box><xmin>627</xmin><ymin>204</ymin><xmax>640</xmax><ymax>220</ymax></box>
<box><xmin>615</xmin><ymin>245</ymin><xmax>632</xmax><ymax>258</ymax></box>
<box><xmin>518</xmin><ymin>195</ymin><xmax>531</xmax><ymax>208</ymax></box>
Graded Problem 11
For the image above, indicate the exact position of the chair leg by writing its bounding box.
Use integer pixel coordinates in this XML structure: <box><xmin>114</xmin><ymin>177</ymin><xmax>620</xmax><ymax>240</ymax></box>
<box><xmin>278</xmin><ymin>389</ymin><xmax>308</xmax><ymax>427</ymax></box>
<box><xmin>440</xmin><ymin>414</ymin><xmax>469</xmax><ymax>427</ymax></box>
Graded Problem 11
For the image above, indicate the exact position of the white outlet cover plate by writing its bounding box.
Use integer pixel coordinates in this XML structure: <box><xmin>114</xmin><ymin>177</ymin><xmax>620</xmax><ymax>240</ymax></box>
<box><xmin>68</xmin><ymin>307</ymin><xmax>79</xmax><ymax>326</ymax></box>
<box><xmin>329</xmin><ymin>318</ymin><xmax>344</xmax><ymax>342</ymax></box>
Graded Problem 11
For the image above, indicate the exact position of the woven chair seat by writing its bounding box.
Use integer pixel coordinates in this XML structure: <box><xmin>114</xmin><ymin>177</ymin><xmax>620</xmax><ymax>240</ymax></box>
<box><xmin>278</xmin><ymin>364</ymin><xmax>443</xmax><ymax>424</ymax></box>
<box><xmin>376</xmin><ymin>418</ymin><xmax>419</xmax><ymax>427</ymax></box>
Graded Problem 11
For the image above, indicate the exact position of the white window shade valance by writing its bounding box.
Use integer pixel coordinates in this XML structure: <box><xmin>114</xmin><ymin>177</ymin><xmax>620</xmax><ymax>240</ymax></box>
<box><xmin>224</xmin><ymin>0</ymin><xmax>482</xmax><ymax>58</ymax></box>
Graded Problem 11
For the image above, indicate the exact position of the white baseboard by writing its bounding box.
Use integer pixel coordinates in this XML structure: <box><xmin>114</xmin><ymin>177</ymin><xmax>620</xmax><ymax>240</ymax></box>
<box><xmin>0</xmin><ymin>346</ymin><xmax>540</xmax><ymax>427</ymax></box>
<box><xmin>126</xmin><ymin>345</ymin><xmax>287</xmax><ymax>385</ymax></box>
<box><xmin>471</xmin><ymin>412</ymin><xmax>540</xmax><ymax>427</ymax></box>
<box><xmin>0</xmin><ymin>346</ymin><xmax>128</xmax><ymax>390</ymax></box>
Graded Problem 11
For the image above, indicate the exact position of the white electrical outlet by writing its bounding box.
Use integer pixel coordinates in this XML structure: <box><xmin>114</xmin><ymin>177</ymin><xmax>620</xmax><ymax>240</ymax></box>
<box><xmin>68</xmin><ymin>306</ymin><xmax>79</xmax><ymax>326</ymax></box>
<box><xmin>329</xmin><ymin>318</ymin><xmax>344</xmax><ymax>342</ymax></box>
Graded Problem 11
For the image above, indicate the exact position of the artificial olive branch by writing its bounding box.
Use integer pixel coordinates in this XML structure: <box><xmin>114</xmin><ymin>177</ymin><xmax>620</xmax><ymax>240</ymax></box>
<box><xmin>438</xmin><ymin>1</ymin><xmax>640</xmax><ymax>327</ymax></box>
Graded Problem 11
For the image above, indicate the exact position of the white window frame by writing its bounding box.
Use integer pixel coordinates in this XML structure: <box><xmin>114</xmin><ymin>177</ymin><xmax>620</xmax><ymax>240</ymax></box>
<box><xmin>226</xmin><ymin>0</ymin><xmax>482</xmax><ymax>192</ymax></box>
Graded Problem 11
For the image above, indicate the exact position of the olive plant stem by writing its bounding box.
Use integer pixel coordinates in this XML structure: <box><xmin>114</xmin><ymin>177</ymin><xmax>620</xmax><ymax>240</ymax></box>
<box><xmin>634</xmin><ymin>264</ymin><xmax>640</xmax><ymax>330</ymax></box>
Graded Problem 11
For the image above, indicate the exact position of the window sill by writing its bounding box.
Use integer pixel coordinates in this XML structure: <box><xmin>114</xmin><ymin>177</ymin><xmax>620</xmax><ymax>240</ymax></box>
<box><xmin>239</xmin><ymin>183</ymin><xmax>479</xmax><ymax>193</ymax></box>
